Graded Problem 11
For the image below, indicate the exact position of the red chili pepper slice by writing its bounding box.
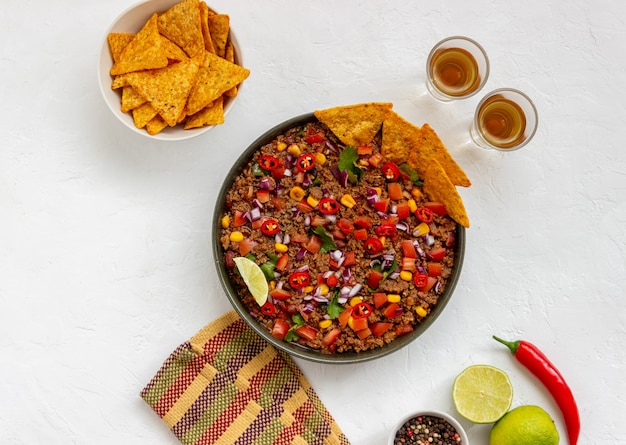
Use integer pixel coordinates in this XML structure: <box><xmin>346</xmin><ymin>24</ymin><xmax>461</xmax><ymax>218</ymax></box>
<box><xmin>296</xmin><ymin>153</ymin><xmax>316</xmax><ymax>172</ymax></box>
<box><xmin>381</xmin><ymin>162</ymin><xmax>401</xmax><ymax>181</ymax></box>
<box><xmin>258</xmin><ymin>155</ymin><xmax>281</xmax><ymax>171</ymax></box>
<box><xmin>364</xmin><ymin>237</ymin><xmax>383</xmax><ymax>254</ymax></box>
<box><xmin>374</xmin><ymin>224</ymin><xmax>397</xmax><ymax>237</ymax></box>
<box><xmin>413</xmin><ymin>273</ymin><xmax>428</xmax><ymax>288</ymax></box>
<box><xmin>288</xmin><ymin>271</ymin><xmax>310</xmax><ymax>289</ymax></box>
<box><xmin>260</xmin><ymin>301</ymin><xmax>276</xmax><ymax>316</ymax></box>
<box><xmin>260</xmin><ymin>219</ymin><xmax>280</xmax><ymax>236</ymax></box>
<box><xmin>318</xmin><ymin>197</ymin><xmax>340</xmax><ymax>215</ymax></box>
<box><xmin>416</xmin><ymin>207</ymin><xmax>434</xmax><ymax>223</ymax></box>
<box><xmin>352</xmin><ymin>302</ymin><xmax>373</xmax><ymax>319</ymax></box>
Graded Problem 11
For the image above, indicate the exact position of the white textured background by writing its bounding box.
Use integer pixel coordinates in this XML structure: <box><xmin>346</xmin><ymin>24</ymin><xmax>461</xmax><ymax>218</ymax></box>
<box><xmin>2</xmin><ymin>0</ymin><xmax>625</xmax><ymax>443</ymax></box>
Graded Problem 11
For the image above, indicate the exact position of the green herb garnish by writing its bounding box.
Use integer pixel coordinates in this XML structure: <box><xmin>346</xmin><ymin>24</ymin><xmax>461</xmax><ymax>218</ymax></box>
<box><xmin>338</xmin><ymin>146</ymin><xmax>365</xmax><ymax>184</ymax></box>
<box><xmin>327</xmin><ymin>291</ymin><xmax>343</xmax><ymax>319</ymax></box>
<box><xmin>399</xmin><ymin>163</ymin><xmax>422</xmax><ymax>186</ymax></box>
<box><xmin>312</xmin><ymin>226</ymin><xmax>338</xmax><ymax>253</ymax></box>
<box><xmin>285</xmin><ymin>314</ymin><xmax>306</xmax><ymax>341</ymax></box>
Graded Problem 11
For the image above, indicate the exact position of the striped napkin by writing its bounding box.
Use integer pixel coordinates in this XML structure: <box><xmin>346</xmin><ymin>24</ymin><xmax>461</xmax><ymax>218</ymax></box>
<box><xmin>141</xmin><ymin>310</ymin><xmax>351</xmax><ymax>445</ymax></box>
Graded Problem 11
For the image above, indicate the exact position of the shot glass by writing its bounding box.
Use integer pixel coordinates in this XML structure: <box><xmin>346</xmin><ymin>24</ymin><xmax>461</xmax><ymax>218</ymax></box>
<box><xmin>470</xmin><ymin>88</ymin><xmax>538</xmax><ymax>151</ymax></box>
<box><xmin>426</xmin><ymin>36</ymin><xmax>490</xmax><ymax>101</ymax></box>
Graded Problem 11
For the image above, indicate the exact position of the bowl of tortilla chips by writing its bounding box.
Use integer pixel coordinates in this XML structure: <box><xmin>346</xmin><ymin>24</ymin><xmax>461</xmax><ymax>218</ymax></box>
<box><xmin>98</xmin><ymin>0</ymin><xmax>250</xmax><ymax>140</ymax></box>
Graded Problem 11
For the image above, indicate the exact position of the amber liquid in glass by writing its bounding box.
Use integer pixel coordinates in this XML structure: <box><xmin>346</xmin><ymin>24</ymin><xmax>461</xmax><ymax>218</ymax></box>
<box><xmin>429</xmin><ymin>47</ymin><xmax>481</xmax><ymax>97</ymax></box>
<box><xmin>477</xmin><ymin>95</ymin><xmax>527</xmax><ymax>149</ymax></box>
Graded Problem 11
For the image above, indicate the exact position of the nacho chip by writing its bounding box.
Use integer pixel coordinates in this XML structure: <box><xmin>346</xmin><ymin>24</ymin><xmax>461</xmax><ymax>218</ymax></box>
<box><xmin>207</xmin><ymin>13</ymin><xmax>229</xmax><ymax>58</ymax></box>
<box><xmin>111</xmin><ymin>75</ymin><xmax>128</xmax><ymax>90</ymax></box>
<box><xmin>121</xmin><ymin>85</ymin><xmax>147</xmax><ymax>112</ymax></box>
<box><xmin>422</xmin><ymin>158</ymin><xmax>470</xmax><ymax>228</ymax></box>
<box><xmin>408</xmin><ymin>123</ymin><xmax>471</xmax><ymax>187</ymax></box>
<box><xmin>223</xmin><ymin>42</ymin><xmax>238</xmax><ymax>97</ymax></box>
<box><xmin>125</xmin><ymin>55</ymin><xmax>202</xmax><ymax>126</ymax></box>
<box><xmin>107</xmin><ymin>32</ymin><xmax>135</xmax><ymax>63</ymax></box>
<box><xmin>314</xmin><ymin>102</ymin><xmax>393</xmax><ymax>147</ymax></box>
<box><xmin>157</xmin><ymin>0</ymin><xmax>204</xmax><ymax>58</ymax></box>
<box><xmin>186</xmin><ymin>51</ymin><xmax>250</xmax><ymax>115</ymax></box>
<box><xmin>199</xmin><ymin>1</ymin><xmax>216</xmax><ymax>54</ymax></box>
<box><xmin>110</xmin><ymin>14</ymin><xmax>168</xmax><ymax>76</ymax></box>
<box><xmin>161</xmin><ymin>36</ymin><xmax>188</xmax><ymax>61</ymax></box>
<box><xmin>184</xmin><ymin>96</ymin><xmax>224</xmax><ymax>129</ymax></box>
<box><xmin>381</xmin><ymin>110</ymin><xmax>421</xmax><ymax>164</ymax></box>
<box><xmin>146</xmin><ymin>115</ymin><xmax>169</xmax><ymax>135</ymax></box>
<box><xmin>132</xmin><ymin>103</ymin><xmax>159</xmax><ymax>129</ymax></box>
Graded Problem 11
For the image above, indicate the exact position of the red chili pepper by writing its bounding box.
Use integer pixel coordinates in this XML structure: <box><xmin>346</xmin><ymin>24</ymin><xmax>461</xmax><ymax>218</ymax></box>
<box><xmin>318</xmin><ymin>197</ymin><xmax>339</xmax><ymax>215</ymax></box>
<box><xmin>288</xmin><ymin>271</ymin><xmax>310</xmax><ymax>289</ymax></box>
<box><xmin>352</xmin><ymin>302</ymin><xmax>373</xmax><ymax>319</ymax></box>
<box><xmin>260</xmin><ymin>301</ymin><xmax>276</xmax><ymax>316</ymax></box>
<box><xmin>413</xmin><ymin>273</ymin><xmax>428</xmax><ymax>288</ymax></box>
<box><xmin>493</xmin><ymin>336</ymin><xmax>580</xmax><ymax>445</ymax></box>
<box><xmin>363</xmin><ymin>237</ymin><xmax>383</xmax><ymax>254</ymax></box>
<box><xmin>296</xmin><ymin>153</ymin><xmax>316</xmax><ymax>172</ymax></box>
<box><xmin>260</xmin><ymin>219</ymin><xmax>280</xmax><ymax>236</ymax></box>
<box><xmin>258</xmin><ymin>155</ymin><xmax>281</xmax><ymax>171</ymax></box>
<box><xmin>415</xmin><ymin>207</ymin><xmax>434</xmax><ymax>223</ymax></box>
<box><xmin>381</xmin><ymin>162</ymin><xmax>401</xmax><ymax>181</ymax></box>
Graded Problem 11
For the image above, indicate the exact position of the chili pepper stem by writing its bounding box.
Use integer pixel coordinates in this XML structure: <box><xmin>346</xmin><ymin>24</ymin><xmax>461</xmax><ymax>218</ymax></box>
<box><xmin>493</xmin><ymin>335</ymin><xmax>521</xmax><ymax>354</ymax></box>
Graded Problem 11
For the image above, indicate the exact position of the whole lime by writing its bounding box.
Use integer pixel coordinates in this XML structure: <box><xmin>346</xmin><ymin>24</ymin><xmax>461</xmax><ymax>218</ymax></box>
<box><xmin>489</xmin><ymin>405</ymin><xmax>559</xmax><ymax>445</ymax></box>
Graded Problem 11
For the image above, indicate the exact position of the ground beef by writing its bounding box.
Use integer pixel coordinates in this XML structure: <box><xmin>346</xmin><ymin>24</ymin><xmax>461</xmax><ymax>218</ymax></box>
<box><xmin>219</xmin><ymin>120</ymin><xmax>460</xmax><ymax>354</ymax></box>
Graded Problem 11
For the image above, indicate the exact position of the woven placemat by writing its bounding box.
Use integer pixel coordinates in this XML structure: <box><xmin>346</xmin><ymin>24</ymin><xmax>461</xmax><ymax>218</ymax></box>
<box><xmin>141</xmin><ymin>310</ymin><xmax>351</xmax><ymax>445</ymax></box>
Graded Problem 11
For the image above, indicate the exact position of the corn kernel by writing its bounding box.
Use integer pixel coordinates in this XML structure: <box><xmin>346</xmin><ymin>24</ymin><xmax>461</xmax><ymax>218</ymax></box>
<box><xmin>414</xmin><ymin>222</ymin><xmax>430</xmax><ymax>236</ymax></box>
<box><xmin>319</xmin><ymin>319</ymin><xmax>332</xmax><ymax>329</ymax></box>
<box><xmin>307</xmin><ymin>195</ymin><xmax>319</xmax><ymax>207</ymax></box>
<box><xmin>349</xmin><ymin>296</ymin><xmax>363</xmax><ymax>307</ymax></box>
<box><xmin>287</xmin><ymin>143</ymin><xmax>301</xmax><ymax>156</ymax></box>
<box><xmin>290</xmin><ymin>186</ymin><xmax>306</xmax><ymax>201</ymax></box>
<box><xmin>411</xmin><ymin>188</ymin><xmax>423</xmax><ymax>199</ymax></box>
<box><xmin>229</xmin><ymin>231</ymin><xmax>244</xmax><ymax>242</ymax></box>
<box><xmin>400</xmin><ymin>271</ymin><xmax>413</xmax><ymax>282</ymax></box>
<box><xmin>387</xmin><ymin>294</ymin><xmax>401</xmax><ymax>303</ymax></box>
<box><xmin>275</xmin><ymin>243</ymin><xmax>288</xmax><ymax>253</ymax></box>
<box><xmin>314</xmin><ymin>152</ymin><xmax>326</xmax><ymax>165</ymax></box>
<box><xmin>221</xmin><ymin>215</ymin><xmax>230</xmax><ymax>229</ymax></box>
<box><xmin>277</xmin><ymin>142</ymin><xmax>287</xmax><ymax>152</ymax></box>
<box><xmin>408</xmin><ymin>199</ymin><xmax>418</xmax><ymax>213</ymax></box>
<box><xmin>319</xmin><ymin>283</ymin><xmax>330</xmax><ymax>296</ymax></box>
<box><xmin>373</xmin><ymin>187</ymin><xmax>382</xmax><ymax>196</ymax></box>
<box><xmin>304</xmin><ymin>285</ymin><xmax>315</xmax><ymax>294</ymax></box>
<box><xmin>415</xmin><ymin>306</ymin><xmax>428</xmax><ymax>317</ymax></box>
<box><xmin>340</xmin><ymin>194</ymin><xmax>356</xmax><ymax>208</ymax></box>
<box><xmin>269</xmin><ymin>281</ymin><xmax>276</xmax><ymax>290</ymax></box>
<box><xmin>379</xmin><ymin>236</ymin><xmax>386</xmax><ymax>246</ymax></box>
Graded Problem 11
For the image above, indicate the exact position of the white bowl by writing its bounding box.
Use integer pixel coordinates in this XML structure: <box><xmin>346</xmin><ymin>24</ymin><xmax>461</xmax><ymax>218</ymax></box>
<box><xmin>388</xmin><ymin>410</ymin><xmax>469</xmax><ymax>445</ymax></box>
<box><xmin>97</xmin><ymin>0</ymin><xmax>244</xmax><ymax>141</ymax></box>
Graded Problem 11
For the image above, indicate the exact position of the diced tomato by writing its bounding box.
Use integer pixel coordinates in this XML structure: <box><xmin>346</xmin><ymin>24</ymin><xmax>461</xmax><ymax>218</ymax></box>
<box><xmin>238</xmin><ymin>238</ymin><xmax>257</xmax><ymax>256</ymax></box>
<box><xmin>401</xmin><ymin>257</ymin><xmax>416</xmax><ymax>272</ymax></box>
<box><xmin>269</xmin><ymin>288</ymin><xmax>292</xmax><ymax>301</ymax></box>
<box><xmin>373</xmin><ymin>292</ymin><xmax>388</xmax><ymax>308</ymax></box>
<box><xmin>395</xmin><ymin>324</ymin><xmax>414</xmax><ymax>336</ymax></box>
<box><xmin>271</xmin><ymin>319</ymin><xmax>290</xmax><ymax>339</ymax></box>
<box><xmin>322</xmin><ymin>328</ymin><xmax>342</xmax><ymax>346</ymax></box>
<box><xmin>337</xmin><ymin>218</ymin><xmax>354</xmax><ymax>235</ymax></box>
<box><xmin>233</xmin><ymin>210</ymin><xmax>247</xmax><ymax>227</ymax></box>
<box><xmin>275</xmin><ymin>253</ymin><xmax>289</xmax><ymax>271</ymax></box>
<box><xmin>305</xmin><ymin>234</ymin><xmax>322</xmax><ymax>253</ymax></box>
<box><xmin>338</xmin><ymin>307</ymin><xmax>353</xmax><ymax>328</ymax></box>
<box><xmin>424</xmin><ymin>201</ymin><xmax>448</xmax><ymax>216</ymax></box>
<box><xmin>417</xmin><ymin>276</ymin><xmax>437</xmax><ymax>293</ymax></box>
<box><xmin>383</xmin><ymin>303</ymin><xmax>402</xmax><ymax>319</ymax></box>
<box><xmin>272</xmin><ymin>164</ymin><xmax>286</xmax><ymax>180</ymax></box>
<box><xmin>353</xmin><ymin>228</ymin><xmax>368</xmax><ymax>241</ymax></box>
<box><xmin>296</xmin><ymin>199</ymin><xmax>315</xmax><ymax>213</ymax></box>
<box><xmin>396</xmin><ymin>201</ymin><xmax>411</xmax><ymax>220</ymax></box>
<box><xmin>350</xmin><ymin>317</ymin><xmax>368</xmax><ymax>332</ymax></box>
<box><xmin>427</xmin><ymin>262</ymin><xmax>443</xmax><ymax>277</ymax></box>
<box><xmin>273</xmin><ymin>196</ymin><xmax>287</xmax><ymax>211</ymax></box>
<box><xmin>353</xmin><ymin>215</ymin><xmax>373</xmax><ymax>229</ymax></box>
<box><xmin>290</xmin><ymin>233</ymin><xmax>308</xmax><ymax>244</ymax></box>
<box><xmin>427</xmin><ymin>247</ymin><xmax>446</xmax><ymax>261</ymax></box>
<box><xmin>388</xmin><ymin>182</ymin><xmax>403</xmax><ymax>200</ymax></box>
<box><xmin>401</xmin><ymin>239</ymin><xmax>416</xmax><ymax>258</ymax></box>
<box><xmin>375</xmin><ymin>224</ymin><xmax>397</xmax><ymax>238</ymax></box>
<box><xmin>332</xmin><ymin>229</ymin><xmax>346</xmax><ymax>240</ymax></box>
<box><xmin>311</xmin><ymin>215</ymin><xmax>329</xmax><ymax>227</ymax></box>
<box><xmin>370</xmin><ymin>322</ymin><xmax>393</xmax><ymax>338</ymax></box>
<box><xmin>357</xmin><ymin>145</ymin><xmax>373</xmax><ymax>155</ymax></box>
<box><xmin>356</xmin><ymin>328</ymin><xmax>372</xmax><ymax>340</ymax></box>
<box><xmin>367</xmin><ymin>270</ymin><xmax>384</xmax><ymax>289</ymax></box>
<box><xmin>343</xmin><ymin>251</ymin><xmax>356</xmax><ymax>267</ymax></box>
<box><xmin>305</xmin><ymin>133</ymin><xmax>325</xmax><ymax>144</ymax></box>
<box><xmin>326</xmin><ymin>274</ymin><xmax>339</xmax><ymax>288</ymax></box>
<box><xmin>373</xmin><ymin>198</ymin><xmax>390</xmax><ymax>213</ymax></box>
<box><xmin>295</xmin><ymin>325</ymin><xmax>319</xmax><ymax>341</ymax></box>
<box><xmin>368</xmin><ymin>152</ymin><xmax>384</xmax><ymax>167</ymax></box>
<box><xmin>256</xmin><ymin>189</ymin><xmax>271</xmax><ymax>203</ymax></box>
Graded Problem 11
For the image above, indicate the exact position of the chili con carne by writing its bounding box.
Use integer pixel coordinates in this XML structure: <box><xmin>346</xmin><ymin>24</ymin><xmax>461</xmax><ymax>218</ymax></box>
<box><xmin>493</xmin><ymin>336</ymin><xmax>580</xmax><ymax>445</ymax></box>
<box><xmin>260</xmin><ymin>219</ymin><xmax>280</xmax><ymax>236</ymax></box>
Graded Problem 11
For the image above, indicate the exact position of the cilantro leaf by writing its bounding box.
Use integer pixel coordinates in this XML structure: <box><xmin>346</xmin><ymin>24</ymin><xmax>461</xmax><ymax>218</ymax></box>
<box><xmin>338</xmin><ymin>146</ymin><xmax>365</xmax><ymax>184</ymax></box>
<box><xmin>399</xmin><ymin>163</ymin><xmax>423</xmax><ymax>186</ymax></box>
<box><xmin>284</xmin><ymin>314</ymin><xmax>306</xmax><ymax>341</ymax></box>
<box><xmin>327</xmin><ymin>291</ymin><xmax>343</xmax><ymax>319</ymax></box>
<box><xmin>312</xmin><ymin>226</ymin><xmax>337</xmax><ymax>253</ymax></box>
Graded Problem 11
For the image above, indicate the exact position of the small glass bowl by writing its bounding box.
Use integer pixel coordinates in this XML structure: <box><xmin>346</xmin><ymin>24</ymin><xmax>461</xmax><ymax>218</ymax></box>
<box><xmin>388</xmin><ymin>410</ymin><xmax>469</xmax><ymax>445</ymax></box>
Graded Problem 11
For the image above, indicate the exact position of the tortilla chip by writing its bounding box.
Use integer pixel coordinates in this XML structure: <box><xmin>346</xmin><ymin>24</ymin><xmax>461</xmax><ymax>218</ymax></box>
<box><xmin>121</xmin><ymin>85</ymin><xmax>147</xmax><ymax>112</ymax></box>
<box><xmin>207</xmin><ymin>13</ymin><xmax>229</xmax><ymax>58</ymax></box>
<box><xmin>199</xmin><ymin>1</ymin><xmax>216</xmax><ymax>54</ymax></box>
<box><xmin>186</xmin><ymin>51</ymin><xmax>250</xmax><ymax>115</ymax></box>
<box><xmin>314</xmin><ymin>102</ymin><xmax>393</xmax><ymax>147</ymax></box>
<box><xmin>146</xmin><ymin>115</ymin><xmax>169</xmax><ymax>135</ymax></box>
<box><xmin>161</xmin><ymin>36</ymin><xmax>188</xmax><ymax>61</ymax></box>
<box><xmin>408</xmin><ymin>123</ymin><xmax>471</xmax><ymax>187</ymax></box>
<box><xmin>222</xmin><ymin>42</ymin><xmax>238</xmax><ymax>97</ymax></box>
<box><xmin>184</xmin><ymin>96</ymin><xmax>224</xmax><ymax>129</ymax></box>
<box><xmin>132</xmin><ymin>103</ymin><xmax>159</xmax><ymax>129</ymax></box>
<box><xmin>157</xmin><ymin>0</ymin><xmax>204</xmax><ymax>58</ymax></box>
<box><xmin>125</xmin><ymin>55</ymin><xmax>202</xmax><ymax>127</ymax></box>
<box><xmin>111</xmin><ymin>75</ymin><xmax>128</xmax><ymax>90</ymax></box>
<box><xmin>107</xmin><ymin>33</ymin><xmax>135</xmax><ymax>63</ymax></box>
<box><xmin>110</xmin><ymin>14</ymin><xmax>168</xmax><ymax>76</ymax></box>
<box><xmin>381</xmin><ymin>110</ymin><xmax>421</xmax><ymax>164</ymax></box>
<box><xmin>423</xmin><ymin>158</ymin><xmax>470</xmax><ymax>228</ymax></box>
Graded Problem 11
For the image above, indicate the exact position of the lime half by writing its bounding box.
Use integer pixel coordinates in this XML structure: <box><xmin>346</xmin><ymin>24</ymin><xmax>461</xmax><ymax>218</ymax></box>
<box><xmin>452</xmin><ymin>364</ymin><xmax>513</xmax><ymax>424</ymax></box>
<box><xmin>233</xmin><ymin>257</ymin><xmax>268</xmax><ymax>306</ymax></box>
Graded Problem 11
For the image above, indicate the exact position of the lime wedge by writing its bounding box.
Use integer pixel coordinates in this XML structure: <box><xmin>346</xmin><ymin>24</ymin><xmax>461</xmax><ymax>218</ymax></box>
<box><xmin>233</xmin><ymin>257</ymin><xmax>268</xmax><ymax>306</ymax></box>
<box><xmin>452</xmin><ymin>364</ymin><xmax>513</xmax><ymax>424</ymax></box>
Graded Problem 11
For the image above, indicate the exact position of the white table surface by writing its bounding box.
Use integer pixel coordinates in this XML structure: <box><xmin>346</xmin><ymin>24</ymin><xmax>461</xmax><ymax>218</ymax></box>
<box><xmin>2</xmin><ymin>0</ymin><xmax>625</xmax><ymax>443</ymax></box>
